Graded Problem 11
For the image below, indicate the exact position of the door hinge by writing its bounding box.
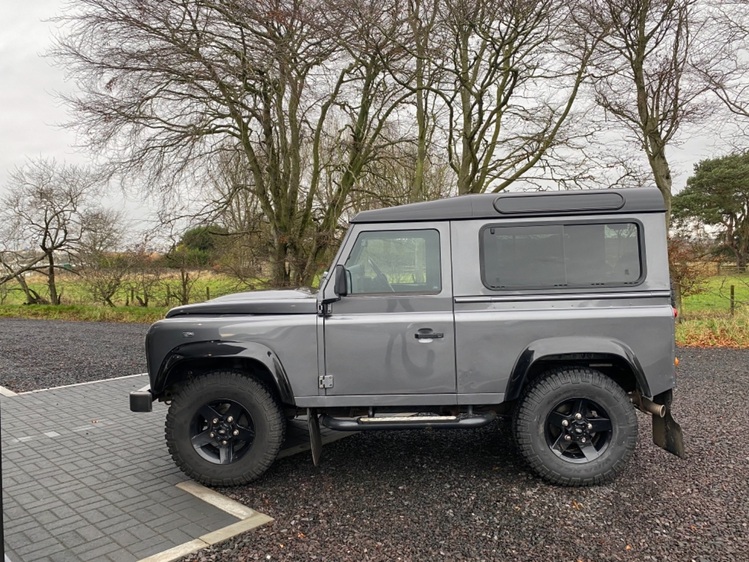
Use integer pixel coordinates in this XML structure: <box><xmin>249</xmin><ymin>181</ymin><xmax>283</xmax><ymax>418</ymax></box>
<box><xmin>318</xmin><ymin>374</ymin><xmax>334</xmax><ymax>389</ymax></box>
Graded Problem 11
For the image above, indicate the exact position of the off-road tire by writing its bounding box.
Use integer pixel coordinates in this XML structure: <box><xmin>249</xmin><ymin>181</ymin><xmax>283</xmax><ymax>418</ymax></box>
<box><xmin>166</xmin><ymin>370</ymin><xmax>286</xmax><ymax>486</ymax></box>
<box><xmin>513</xmin><ymin>367</ymin><xmax>637</xmax><ymax>487</ymax></box>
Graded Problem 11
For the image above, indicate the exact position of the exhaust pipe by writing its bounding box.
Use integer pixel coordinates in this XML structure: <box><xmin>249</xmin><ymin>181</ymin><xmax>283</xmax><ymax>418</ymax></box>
<box><xmin>631</xmin><ymin>392</ymin><xmax>666</xmax><ymax>418</ymax></box>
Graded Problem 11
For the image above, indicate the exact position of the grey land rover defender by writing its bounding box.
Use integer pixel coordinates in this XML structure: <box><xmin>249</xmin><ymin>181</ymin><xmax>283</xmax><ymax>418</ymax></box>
<box><xmin>131</xmin><ymin>187</ymin><xmax>684</xmax><ymax>487</ymax></box>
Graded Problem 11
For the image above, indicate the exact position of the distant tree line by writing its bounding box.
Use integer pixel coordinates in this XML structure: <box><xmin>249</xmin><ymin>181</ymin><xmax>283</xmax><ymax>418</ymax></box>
<box><xmin>3</xmin><ymin>1</ymin><xmax>749</xmax><ymax>293</ymax></box>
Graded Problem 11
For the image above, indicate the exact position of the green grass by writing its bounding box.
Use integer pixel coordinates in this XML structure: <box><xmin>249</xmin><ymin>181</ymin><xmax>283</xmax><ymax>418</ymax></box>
<box><xmin>675</xmin><ymin>310</ymin><xmax>749</xmax><ymax>348</ymax></box>
<box><xmin>0</xmin><ymin>304</ymin><xmax>167</xmax><ymax>323</ymax></box>
<box><xmin>681</xmin><ymin>274</ymin><xmax>749</xmax><ymax>317</ymax></box>
<box><xmin>675</xmin><ymin>273</ymin><xmax>749</xmax><ymax>347</ymax></box>
<box><xmin>0</xmin><ymin>271</ymin><xmax>247</xmax><ymax>308</ymax></box>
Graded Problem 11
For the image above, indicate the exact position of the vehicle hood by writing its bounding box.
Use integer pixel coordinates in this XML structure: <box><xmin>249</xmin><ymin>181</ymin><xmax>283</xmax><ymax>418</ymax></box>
<box><xmin>165</xmin><ymin>288</ymin><xmax>318</xmax><ymax>317</ymax></box>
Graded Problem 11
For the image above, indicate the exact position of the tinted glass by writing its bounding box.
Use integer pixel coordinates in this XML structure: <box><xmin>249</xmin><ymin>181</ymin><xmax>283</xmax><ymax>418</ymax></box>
<box><xmin>345</xmin><ymin>230</ymin><xmax>441</xmax><ymax>294</ymax></box>
<box><xmin>481</xmin><ymin>223</ymin><xmax>641</xmax><ymax>289</ymax></box>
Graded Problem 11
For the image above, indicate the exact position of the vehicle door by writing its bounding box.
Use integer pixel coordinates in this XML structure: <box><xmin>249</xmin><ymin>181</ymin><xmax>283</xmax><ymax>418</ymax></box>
<box><xmin>322</xmin><ymin>222</ymin><xmax>456</xmax><ymax>400</ymax></box>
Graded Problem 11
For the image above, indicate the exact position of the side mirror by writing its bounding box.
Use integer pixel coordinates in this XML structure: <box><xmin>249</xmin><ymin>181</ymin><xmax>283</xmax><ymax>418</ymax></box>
<box><xmin>334</xmin><ymin>264</ymin><xmax>348</xmax><ymax>297</ymax></box>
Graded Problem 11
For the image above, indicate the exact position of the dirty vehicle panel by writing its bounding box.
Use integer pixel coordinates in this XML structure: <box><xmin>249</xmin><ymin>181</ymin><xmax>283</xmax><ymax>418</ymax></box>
<box><xmin>132</xmin><ymin>187</ymin><xmax>684</xmax><ymax>487</ymax></box>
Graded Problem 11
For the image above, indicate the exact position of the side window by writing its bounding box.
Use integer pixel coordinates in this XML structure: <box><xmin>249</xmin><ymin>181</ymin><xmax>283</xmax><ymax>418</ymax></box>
<box><xmin>481</xmin><ymin>222</ymin><xmax>642</xmax><ymax>289</ymax></box>
<box><xmin>345</xmin><ymin>229</ymin><xmax>441</xmax><ymax>294</ymax></box>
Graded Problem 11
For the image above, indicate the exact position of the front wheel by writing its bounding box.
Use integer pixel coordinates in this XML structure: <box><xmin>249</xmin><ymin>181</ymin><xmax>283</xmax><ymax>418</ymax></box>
<box><xmin>166</xmin><ymin>371</ymin><xmax>285</xmax><ymax>486</ymax></box>
<box><xmin>513</xmin><ymin>367</ymin><xmax>637</xmax><ymax>486</ymax></box>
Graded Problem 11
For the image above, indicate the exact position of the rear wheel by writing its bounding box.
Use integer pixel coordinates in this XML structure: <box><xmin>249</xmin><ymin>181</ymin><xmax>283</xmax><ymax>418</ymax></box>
<box><xmin>513</xmin><ymin>367</ymin><xmax>637</xmax><ymax>486</ymax></box>
<box><xmin>166</xmin><ymin>371</ymin><xmax>285</xmax><ymax>486</ymax></box>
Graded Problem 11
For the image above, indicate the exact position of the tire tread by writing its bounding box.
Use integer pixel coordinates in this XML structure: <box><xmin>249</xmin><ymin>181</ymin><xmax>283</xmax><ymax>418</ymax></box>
<box><xmin>512</xmin><ymin>367</ymin><xmax>637</xmax><ymax>487</ymax></box>
<box><xmin>165</xmin><ymin>370</ymin><xmax>286</xmax><ymax>486</ymax></box>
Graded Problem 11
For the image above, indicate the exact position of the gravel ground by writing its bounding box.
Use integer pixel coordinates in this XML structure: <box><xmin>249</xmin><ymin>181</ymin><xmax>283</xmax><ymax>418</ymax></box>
<box><xmin>183</xmin><ymin>348</ymin><xmax>749</xmax><ymax>562</ymax></box>
<box><xmin>1</xmin><ymin>319</ymin><xmax>747</xmax><ymax>560</ymax></box>
<box><xmin>0</xmin><ymin>318</ymin><xmax>149</xmax><ymax>392</ymax></box>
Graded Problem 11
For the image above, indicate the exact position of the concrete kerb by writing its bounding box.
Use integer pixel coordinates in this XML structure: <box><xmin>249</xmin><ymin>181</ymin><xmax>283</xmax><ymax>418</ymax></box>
<box><xmin>138</xmin><ymin>482</ymin><xmax>274</xmax><ymax>562</ymax></box>
<box><xmin>0</xmin><ymin>375</ymin><xmax>350</xmax><ymax>562</ymax></box>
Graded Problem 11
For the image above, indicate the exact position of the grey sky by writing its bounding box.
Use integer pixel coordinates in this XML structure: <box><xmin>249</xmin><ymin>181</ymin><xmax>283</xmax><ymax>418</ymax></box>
<box><xmin>0</xmin><ymin>1</ymin><xmax>730</xmax><ymax>209</ymax></box>
<box><xmin>0</xmin><ymin>2</ymin><xmax>84</xmax><ymax>176</ymax></box>
<box><xmin>0</xmin><ymin>0</ymin><xmax>154</xmax><ymax>225</ymax></box>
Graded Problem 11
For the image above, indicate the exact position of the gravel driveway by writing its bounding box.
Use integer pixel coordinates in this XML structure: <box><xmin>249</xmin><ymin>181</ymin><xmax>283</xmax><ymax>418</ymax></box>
<box><xmin>0</xmin><ymin>318</ymin><xmax>148</xmax><ymax>392</ymax></box>
<box><xmin>1</xmin><ymin>319</ymin><xmax>747</xmax><ymax>561</ymax></box>
<box><xmin>189</xmin><ymin>349</ymin><xmax>749</xmax><ymax>562</ymax></box>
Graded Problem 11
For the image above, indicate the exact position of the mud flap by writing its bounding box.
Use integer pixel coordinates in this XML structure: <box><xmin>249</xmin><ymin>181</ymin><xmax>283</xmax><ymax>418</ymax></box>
<box><xmin>652</xmin><ymin>410</ymin><xmax>685</xmax><ymax>458</ymax></box>
<box><xmin>308</xmin><ymin>408</ymin><xmax>322</xmax><ymax>467</ymax></box>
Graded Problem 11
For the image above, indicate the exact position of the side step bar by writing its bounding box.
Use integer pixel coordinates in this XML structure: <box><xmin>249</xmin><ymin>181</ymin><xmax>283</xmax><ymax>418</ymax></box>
<box><xmin>320</xmin><ymin>412</ymin><xmax>496</xmax><ymax>431</ymax></box>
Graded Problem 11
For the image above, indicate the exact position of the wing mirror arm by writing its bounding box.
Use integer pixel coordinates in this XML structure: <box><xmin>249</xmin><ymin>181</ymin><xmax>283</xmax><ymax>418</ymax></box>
<box><xmin>321</xmin><ymin>264</ymin><xmax>348</xmax><ymax>306</ymax></box>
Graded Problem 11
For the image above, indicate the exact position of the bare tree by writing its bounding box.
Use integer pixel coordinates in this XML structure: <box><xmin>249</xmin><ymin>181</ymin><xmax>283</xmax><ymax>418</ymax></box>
<box><xmin>376</xmin><ymin>0</ymin><xmax>602</xmax><ymax>195</ymax></box>
<box><xmin>1</xmin><ymin>159</ymin><xmax>102</xmax><ymax>304</ymax></box>
<box><xmin>695</xmin><ymin>0</ymin><xmax>749</xmax><ymax>142</ymax></box>
<box><xmin>55</xmin><ymin>0</ymin><xmax>614</xmax><ymax>287</ymax></box>
<box><xmin>124</xmin><ymin>237</ymin><xmax>165</xmax><ymax>307</ymax></box>
<box><xmin>54</xmin><ymin>0</ymin><xmax>410</xmax><ymax>287</ymax></box>
<box><xmin>204</xmin><ymin>149</ymin><xmax>273</xmax><ymax>286</ymax></box>
<box><xmin>78</xmin><ymin>208</ymin><xmax>129</xmax><ymax>306</ymax></box>
<box><xmin>588</xmin><ymin>0</ymin><xmax>711</xmax><ymax>219</ymax></box>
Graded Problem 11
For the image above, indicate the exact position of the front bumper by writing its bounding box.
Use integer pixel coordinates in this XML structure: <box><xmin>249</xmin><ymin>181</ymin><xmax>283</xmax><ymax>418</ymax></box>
<box><xmin>130</xmin><ymin>384</ymin><xmax>155</xmax><ymax>412</ymax></box>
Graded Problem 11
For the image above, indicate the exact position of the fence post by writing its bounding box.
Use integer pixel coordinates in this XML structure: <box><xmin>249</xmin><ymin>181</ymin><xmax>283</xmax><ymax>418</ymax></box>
<box><xmin>206</xmin><ymin>286</ymin><xmax>210</xmax><ymax>301</ymax></box>
<box><xmin>731</xmin><ymin>285</ymin><xmax>735</xmax><ymax>317</ymax></box>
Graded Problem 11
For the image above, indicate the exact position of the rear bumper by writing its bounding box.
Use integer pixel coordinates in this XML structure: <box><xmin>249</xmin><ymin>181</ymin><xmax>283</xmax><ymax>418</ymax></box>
<box><xmin>130</xmin><ymin>385</ymin><xmax>154</xmax><ymax>412</ymax></box>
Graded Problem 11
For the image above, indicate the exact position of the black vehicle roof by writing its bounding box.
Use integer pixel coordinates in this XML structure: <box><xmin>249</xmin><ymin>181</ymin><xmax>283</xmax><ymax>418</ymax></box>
<box><xmin>351</xmin><ymin>188</ymin><xmax>666</xmax><ymax>223</ymax></box>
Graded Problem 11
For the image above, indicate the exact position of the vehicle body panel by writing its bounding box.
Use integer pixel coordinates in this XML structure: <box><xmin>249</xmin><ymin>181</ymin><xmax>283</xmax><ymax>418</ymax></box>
<box><xmin>146</xmin><ymin>313</ymin><xmax>319</xmax><ymax>399</ymax></box>
<box><xmin>322</xmin><ymin>221</ymin><xmax>456</xmax><ymax>397</ymax></box>
<box><xmin>141</xmin><ymin>188</ymin><xmax>675</xmax><ymax>407</ymax></box>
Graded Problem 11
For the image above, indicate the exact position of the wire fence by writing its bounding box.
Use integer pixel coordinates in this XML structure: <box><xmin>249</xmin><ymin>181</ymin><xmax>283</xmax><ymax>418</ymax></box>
<box><xmin>679</xmin><ymin>270</ymin><xmax>749</xmax><ymax>319</ymax></box>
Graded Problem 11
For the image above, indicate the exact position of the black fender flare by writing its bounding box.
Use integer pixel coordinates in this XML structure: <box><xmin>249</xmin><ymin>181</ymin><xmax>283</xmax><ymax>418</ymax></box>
<box><xmin>153</xmin><ymin>340</ymin><xmax>295</xmax><ymax>405</ymax></box>
<box><xmin>504</xmin><ymin>336</ymin><xmax>650</xmax><ymax>402</ymax></box>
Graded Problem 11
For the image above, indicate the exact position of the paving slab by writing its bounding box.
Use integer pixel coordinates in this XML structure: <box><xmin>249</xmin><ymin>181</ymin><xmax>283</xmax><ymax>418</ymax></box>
<box><xmin>0</xmin><ymin>375</ymin><xmax>341</xmax><ymax>562</ymax></box>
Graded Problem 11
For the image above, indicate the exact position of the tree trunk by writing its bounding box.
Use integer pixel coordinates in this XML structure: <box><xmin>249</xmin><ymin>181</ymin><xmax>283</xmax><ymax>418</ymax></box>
<box><xmin>270</xmin><ymin>235</ymin><xmax>292</xmax><ymax>288</ymax></box>
<box><xmin>15</xmin><ymin>274</ymin><xmax>46</xmax><ymax>305</ymax></box>
<box><xmin>46</xmin><ymin>251</ymin><xmax>61</xmax><ymax>305</ymax></box>
<box><xmin>645</xmin><ymin>142</ymin><xmax>673</xmax><ymax>227</ymax></box>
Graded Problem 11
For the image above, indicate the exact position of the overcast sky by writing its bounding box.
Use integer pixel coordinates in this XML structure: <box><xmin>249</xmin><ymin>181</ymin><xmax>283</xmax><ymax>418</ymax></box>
<box><xmin>1</xmin><ymin>2</ymin><xmax>84</xmax><ymax>175</ymax></box>
<box><xmin>0</xmin><ymin>0</ymin><xmax>156</xmax><ymax>226</ymax></box>
<box><xmin>0</xmin><ymin>1</ymin><xmax>731</xmax><ymax>215</ymax></box>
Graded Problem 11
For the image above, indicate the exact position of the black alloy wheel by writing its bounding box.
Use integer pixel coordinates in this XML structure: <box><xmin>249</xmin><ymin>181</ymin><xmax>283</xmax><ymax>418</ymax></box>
<box><xmin>513</xmin><ymin>367</ymin><xmax>638</xmax><ymax>486</ymax></box>
<box><xmin>166</xmin><ymin>370</ymin><xmax>285</xmax><ymax>486</ymax></box>
<box><xmin>545</xmin><ymin>397</ymin><xmax>613</xmax><ymax>463</ymax></box>
<box><xmin>190</xmin><ymin>398</ymin><xmax>257</xmax><ymax>465</ymax></box>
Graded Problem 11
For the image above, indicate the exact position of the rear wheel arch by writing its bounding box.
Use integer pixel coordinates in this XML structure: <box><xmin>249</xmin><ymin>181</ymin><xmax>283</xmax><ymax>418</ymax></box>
<box><xmin>505</xmin><ymin>338</ymin><xmax>650</xmax><ymax>403</ymax></box>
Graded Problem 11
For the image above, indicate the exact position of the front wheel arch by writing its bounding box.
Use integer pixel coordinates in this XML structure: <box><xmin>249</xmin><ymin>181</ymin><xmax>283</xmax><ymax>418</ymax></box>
<box><xmin>154</xmin><ymin>341</ymin><xmax>296</xmax><ymax>406</ymax></box>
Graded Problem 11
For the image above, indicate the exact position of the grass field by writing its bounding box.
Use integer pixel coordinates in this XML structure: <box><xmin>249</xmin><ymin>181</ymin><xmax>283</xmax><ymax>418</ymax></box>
<box><xmin>680</xmin><ymin>274</ymin><xmax>749</xmax><ymax>317</ymax></box>
<box><xmin>675</xmin><ymin>274</ymin><xmax>749</xmax><ymax>347</ymax></box>
<box><xmin>1</xmin><ymin>271</ymin><xmax>748</xmax><ymax>347</ymax></box>
<box><xmin>0</xmin><ymin>304</ymin><xmax>167</xmax><ymax>323</ymax></box>
<box><xmin>0</xmin><ymin>271</ymin><xmax>246</xmax><ymax>308</ymax></box>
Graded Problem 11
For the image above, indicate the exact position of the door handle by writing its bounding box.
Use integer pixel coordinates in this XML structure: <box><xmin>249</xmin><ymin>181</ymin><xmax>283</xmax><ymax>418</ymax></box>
<box><xmin>414</xmin><ymin>329</ymin><xmax>444</xmax><ymax>341</ymax></box>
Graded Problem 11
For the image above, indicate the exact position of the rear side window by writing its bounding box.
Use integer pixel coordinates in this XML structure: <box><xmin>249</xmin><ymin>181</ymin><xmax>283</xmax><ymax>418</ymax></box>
<box><xmin>480</xmin><ymin>222</ymin><xmax>642</xmax><ymax>290</ymax></box>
